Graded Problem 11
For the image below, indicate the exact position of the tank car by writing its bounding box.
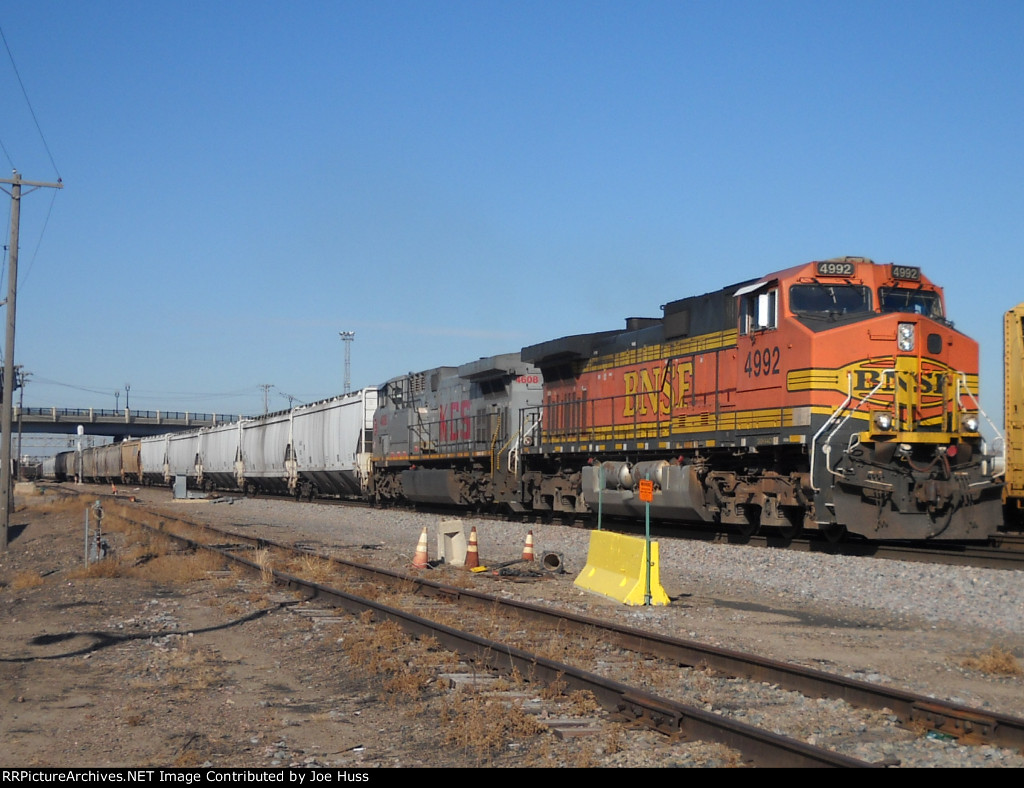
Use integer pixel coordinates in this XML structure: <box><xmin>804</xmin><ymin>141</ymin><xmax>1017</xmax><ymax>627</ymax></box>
<box><xmin>517</xmin><ymin>256</ymin><xmax>1003</xmax><ymax>541</ymax></box>
<box><xmin>370</xmin><ymin>353</ymin><xmax>544</xmax><ymax>509</ymax></box>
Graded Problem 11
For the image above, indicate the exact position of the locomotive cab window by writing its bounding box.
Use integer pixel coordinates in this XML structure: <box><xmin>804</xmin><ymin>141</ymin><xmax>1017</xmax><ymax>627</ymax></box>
<box><xmin>789</xmin><ymin>283</ymin><xmax>872</xmax><ymax>317</ymax></box>
<box><xmin>738</xmin><ymin>284</ymin><xmax>778</xmax><ymax>334</ymax></box>
<box><xmin>879</xmin><ymin>287</ymin><xmax>943</xmax><ymax>319</ymax></box>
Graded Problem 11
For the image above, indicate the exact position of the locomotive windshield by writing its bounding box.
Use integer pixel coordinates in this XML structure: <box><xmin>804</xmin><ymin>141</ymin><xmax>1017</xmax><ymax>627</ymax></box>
<box><xmin>789</xmin><ymin>283</ymin><xmax>872</xmax><ymax>316</ymax></box>
<box><xmin>879</xmin><ymin>287</ymin><xmax>943</xmax><ymax>319</ymax></box>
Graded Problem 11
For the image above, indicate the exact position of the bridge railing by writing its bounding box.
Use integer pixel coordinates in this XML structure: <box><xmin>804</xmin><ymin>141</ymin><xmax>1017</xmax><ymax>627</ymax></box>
<box><xmin>14</xmin><ymin>407</ymin><xmax>244</xmax><ymax>425</ymax></box>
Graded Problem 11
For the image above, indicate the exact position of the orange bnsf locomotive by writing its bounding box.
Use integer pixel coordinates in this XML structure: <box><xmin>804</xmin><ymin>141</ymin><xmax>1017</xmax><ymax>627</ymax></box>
<box><xmin>516</xmin><ymin>256</ymin><xmax>1003</xmax><ymax>541</ymax></box>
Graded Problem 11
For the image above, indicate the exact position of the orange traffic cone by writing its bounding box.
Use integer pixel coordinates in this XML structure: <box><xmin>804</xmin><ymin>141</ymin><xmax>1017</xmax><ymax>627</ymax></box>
<box><xmin>522</xmin><ymin>530</ymin><xmax>535</xmax><ymax>561</ymax></box>
<box><xmin>465</xmin><ymin>526</ymin><xmax>480</xmax><ymax>569</ymax></box>
<box><xmin>412</xmin><ymin>527</ymin><xmax>430</xmax><ymax>569</ymax></box>
<box><xmin>111</xmin><ymin>482</ymin><xmax>118</xmax><ymax>495</ymax></box>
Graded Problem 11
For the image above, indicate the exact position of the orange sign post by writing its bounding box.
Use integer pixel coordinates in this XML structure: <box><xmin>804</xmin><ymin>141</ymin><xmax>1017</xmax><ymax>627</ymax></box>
<box><xmin>638</xmin><ymin>478</ymin><xmax>654</xmax><ymax>605</ymax></box>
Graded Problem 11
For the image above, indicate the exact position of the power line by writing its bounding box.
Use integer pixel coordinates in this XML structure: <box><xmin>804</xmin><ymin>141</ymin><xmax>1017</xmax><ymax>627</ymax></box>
<box><xmin>0</xmin><ymin>24</ymin><xmax>62</xmax><ymax>179</ymax></box>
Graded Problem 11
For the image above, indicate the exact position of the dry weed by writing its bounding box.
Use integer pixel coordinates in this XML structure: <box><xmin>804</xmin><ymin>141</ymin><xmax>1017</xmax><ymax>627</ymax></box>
<box><xmin>135</xmin><ymin>549</ymin><xmax>224</xmax><ymax>584</ymax></box>
<box><xmin>286</xmin><ymin>554</ymin><xmax>336</xmax><ymax>583</ymax></box>
<box><xmin>538</xmin><ymin>674</ymin><xmax>568</xmax><ymax>700</ymax></box>
<box><xmin>566</xmin><ymin>689</ymin><xmax>600</xmax><ymax>715</ymax></box>
<box><xmin>340</xmin><ymin>619</ymin><xmax>453</xmax><ymax>707</ymax></box>
<box><xmin>67</xmin><ymin>557</ymin><xmax>126</xmax><ymax>579</ymax></box>
<box><xmin>7</xmin><ymin>571</ymin><xmax>44</xmax><ymax>591</ymax></box>
<box><xmin>602</xmin><ymin>726</ymin><xmax>625</xmax><ymax>754</ymax></box>
<box><xmin>440</xmin><ymin>693</ymin><xmax>546</xmax><ymax>762</ymax></box>
<box><xmin>960</xmin><ymin>647</ymin><xmax>1022</xmax><ymax>676</ymax></box>
<box><xmin>30</xmin><ymin>495</ymin><xmax>93</xmax><ymax>517</ymax></box>
<box><xmin>252</xmin><ymin>549</ymin><xmax>275</xmax><ymax>585</ymax></box>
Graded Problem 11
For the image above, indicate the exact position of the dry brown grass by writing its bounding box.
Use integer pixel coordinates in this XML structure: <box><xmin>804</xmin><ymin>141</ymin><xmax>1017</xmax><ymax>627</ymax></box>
<box><xmin>340</xmin><ymin>619</ymin><xmax>465</xmax><ymax>709</ymax></box>
<box><xmin>28</xmin><ymin>494</ymin><xmax>92</xmax><ymax>517</ymax></box>
<box><xmin>284</xmin><ymin>553</ymin><xmax>337</xmax><ymax>583</ymax></box>
<box><xmin>251</xmin><ymin>549</ymin><xmax>275</xmax><ymax>585</ymax></box>
<box><xmin>7</xmin><ymin>570</ymin><xmax>45</xmax><ymax>590</ymax></box>
<box><xmin>439</xmin><ymin>692</ymin><xmax>546</xmax><ymax>762</ymax></box>
<box><xmin>67</xmin><ymin>558</ymin><xmax>126</xmax><ymax>579</ymax></box>
<box><xmin>138</xmin><ymin>550</ymin><xmax>225</xmax><ymax>584</ymax></box>
<box><xmin>960</xmin><ymin>646</ymin><xmax>1023</xmax><ymax>676</ymax></box>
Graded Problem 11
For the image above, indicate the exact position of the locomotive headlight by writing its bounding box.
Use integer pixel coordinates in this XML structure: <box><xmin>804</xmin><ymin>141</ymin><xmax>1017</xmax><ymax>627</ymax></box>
<box><xmin>897</xmin><ymin>322</ymin><xmax>915</xmax><ymax>352</ymax></box>
<box><xmin>961</xmin><ymin>414</ymin><xmax>980</xmax><ymax>433</ymax></box>
<box><xmin>873</xmin><ymin>412</ymin><xmax>894</xmax><ymax>432</ymax></box>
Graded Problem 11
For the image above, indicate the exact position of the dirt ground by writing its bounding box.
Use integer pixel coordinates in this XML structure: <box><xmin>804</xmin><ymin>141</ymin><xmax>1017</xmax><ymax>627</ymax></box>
<box><xmin>0</xmin><ymin>488</ymin><xmax>714</xmax><ymax>768</ymax></box>
<box><xmin>1</xmin><ymin>485</ymin><xmax>1022</xmax><ymax>768</ymax></box>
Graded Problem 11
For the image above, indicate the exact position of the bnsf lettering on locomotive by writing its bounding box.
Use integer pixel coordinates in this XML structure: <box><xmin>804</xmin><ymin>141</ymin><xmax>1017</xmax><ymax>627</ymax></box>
<box><xmin>852</xmin><ymin>369</ymin><xmax>946</xmax><ymax>395</ymax></box>
<box><xmin>622</xmin><ymin>362</ymin><xmax>693</xmax><ymax>417</ymax></box>
<box><xmin>853</xmin><ymin>370</ymin><xmax>890</xmax><ymax>392</ymax></box>
<box><xmin>919</xmin><ymin>372</ymin><xmax>945</xmax><ymax>394</ymax></box>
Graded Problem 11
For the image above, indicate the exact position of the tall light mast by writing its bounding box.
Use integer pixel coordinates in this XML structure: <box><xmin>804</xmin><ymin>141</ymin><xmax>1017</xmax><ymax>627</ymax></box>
<box><xmin>339</xmin><ymin>331</ymin><xmax>355</xmax><ymax>395</ymax></box>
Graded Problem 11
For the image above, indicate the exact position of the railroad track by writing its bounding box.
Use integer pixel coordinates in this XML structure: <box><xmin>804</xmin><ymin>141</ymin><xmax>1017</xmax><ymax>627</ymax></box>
<box><xmin>54</xmin><ymin>481</ymin><xmax>1024</xmax><ymax>572</ymax></box>
<box><xmin>111</xmin><ymin>501</ymin><xmax>1024</xmax><ymax>768</ymax></box>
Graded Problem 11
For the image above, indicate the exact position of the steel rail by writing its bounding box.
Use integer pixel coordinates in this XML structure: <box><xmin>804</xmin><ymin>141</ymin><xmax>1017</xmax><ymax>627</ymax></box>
<box><xmin>138</xmin><ymin>518</ymin><xmax>874</xmax><ymax>767</ymax></box>
<box><xmin>135</xmin><ymin>508</ymin><xmax>1024</xmax><ymax>755</ymax></box>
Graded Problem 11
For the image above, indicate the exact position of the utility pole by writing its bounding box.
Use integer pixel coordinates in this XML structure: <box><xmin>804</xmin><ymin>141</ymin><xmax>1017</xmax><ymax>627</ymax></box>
<box><xmin>260</xmin><ymin>383</ymin><xmax>272</xmax><ymax>414</ymax></box>
<box><xmin>339</xmin><ymin>331</ymin><xmax>355</xmax><ymax>395</ymax></box>
<box><xmin>1</xmin><ymin>171</ymin><xmax>63</xmax><ymax>551</ymax></box>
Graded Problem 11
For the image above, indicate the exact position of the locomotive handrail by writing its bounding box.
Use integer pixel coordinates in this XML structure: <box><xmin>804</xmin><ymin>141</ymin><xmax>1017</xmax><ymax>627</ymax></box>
<box><xmin>955</xmin><ymin>371</ymin><xmax>1004</xmax><ymax>461</ymax></box>
<box><xmin>489</xmin><ymin>414</ymin><xmax>502</xmax><ymax>475</ymax></box>
<box><xmin>511</xmin><ymin>410</ymin><xmax>543</xmax><ymax>475</ymax></box>
<box><xmin>810</xmin><ymin>369</ymin><xmax>894</xmax><ymax>492</ymax></box>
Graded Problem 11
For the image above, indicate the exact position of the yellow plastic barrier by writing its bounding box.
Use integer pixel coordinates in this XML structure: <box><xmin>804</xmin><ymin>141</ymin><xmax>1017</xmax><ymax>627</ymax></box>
<box><xmin>573</xmin><ymin>530</ymin><xmax>670</xmax><ymax>606</ymax></box>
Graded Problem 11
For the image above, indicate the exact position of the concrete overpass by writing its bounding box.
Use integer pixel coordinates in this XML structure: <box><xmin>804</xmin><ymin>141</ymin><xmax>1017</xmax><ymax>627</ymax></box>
<box><xmin>11</xmin><ymin>407</ymin><xmax>248</xmax><ymax>439</ymax></box>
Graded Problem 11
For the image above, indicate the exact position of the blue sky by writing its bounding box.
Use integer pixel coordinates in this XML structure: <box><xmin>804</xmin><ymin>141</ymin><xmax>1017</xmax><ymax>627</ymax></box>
<box><xmin>2</xmin><ymin>1</ymin><xmax>1022</xmax><ymax>450</ymax></box>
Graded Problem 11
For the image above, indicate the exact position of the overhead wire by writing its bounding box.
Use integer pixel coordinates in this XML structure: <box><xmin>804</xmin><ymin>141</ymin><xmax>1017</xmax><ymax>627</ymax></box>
<box><xmin>0</xmin><ymin>23</ymin><xmax>63</xmax><ymax>180</ymax></box>
<box><xmin>0</xmin><ymin>22</ymin><xmax>65</xmax><ymax>291</ymax></box>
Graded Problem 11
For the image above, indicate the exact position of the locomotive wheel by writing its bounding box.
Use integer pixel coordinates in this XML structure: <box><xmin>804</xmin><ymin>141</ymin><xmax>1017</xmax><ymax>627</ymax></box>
<box><xmin>736</xmin><ymin>506</ymin><xmax>761</xmax><ymax>538</ymax></box>
<box><xmin>775</xmin><ymin>522</ymin><xmax>801</xmax><ymax>540</ymax></box>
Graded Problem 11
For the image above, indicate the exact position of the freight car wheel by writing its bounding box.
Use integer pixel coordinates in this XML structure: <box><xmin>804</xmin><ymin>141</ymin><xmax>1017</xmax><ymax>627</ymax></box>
<box><xmin>822</xmin><ymin>523</ymin><xmax>847</xmax><ymax>544</ymax></box>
